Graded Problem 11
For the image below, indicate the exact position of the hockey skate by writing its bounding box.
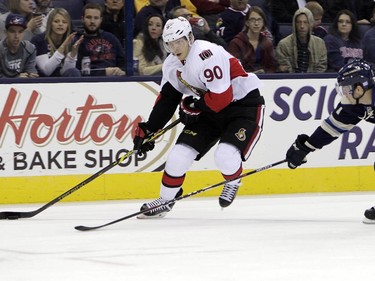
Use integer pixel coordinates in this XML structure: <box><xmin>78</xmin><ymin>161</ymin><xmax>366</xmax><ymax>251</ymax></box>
<box><xmin>363</xmin><ymin>206</ymin><xmax>375</xmax><ymax>224</ymax></box>
<box><xmin>137</xmin><ymin>188</ymin><xmax>183</xmax><ymax>219</ymax></box>
<box><xmin>219</xmin><ymin>181</ymin><xmax>241</xmax><ymax>208</ymax></box>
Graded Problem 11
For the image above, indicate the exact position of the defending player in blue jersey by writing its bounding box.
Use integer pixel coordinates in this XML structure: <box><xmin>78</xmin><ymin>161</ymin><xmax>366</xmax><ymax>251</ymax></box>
<box><xmin>133</xmin><ymin>17</ymin><xmax>265</xmax><ymax>218</ymax></box>
<box><xmin>286</xmin><ymin>58</ymin><xmax>375</xmax><ymax>224</ymax></box>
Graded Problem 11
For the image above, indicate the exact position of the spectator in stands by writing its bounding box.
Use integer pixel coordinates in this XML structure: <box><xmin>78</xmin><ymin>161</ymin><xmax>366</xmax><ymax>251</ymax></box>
<box><xmin>276</xmin><ymin>7</ymin><xmax>327</xmax><ymax>73</ymax></box>
<box><xmin>270</xmin><ymin>0</ymin><xmax>330</xmax><ymax>23</ymax></box>
<box><xmin>134</xmin><ymin>0</ymin><xmax>172</xmax><ymax>37</ymax></box>
<box><xmin>34</xmin><ymin>0</ymin><xmax>54</xmax><ymax>32</ymax></box>
<box><xmin>190</xmin><ymin>0</ymin><xmax>230</xmax><ymax>29</ymax></box>
<box><xmin>0</xmin><ymin>13</ymin><xmax>38</xmax><ymax>78</ymax></box>
<box><xmin>327</xmin><ymin>0</ymin><xmax>374</xmax><ymax>25</ymax></box>
<box><xmin>249</xmin><ymin>0</ymin><xmax>281</xmax><ymax>46</ymax></box>
<box><xmin>135</xmin><ymin>0</ymin><xmax>199</xmax><ymax>16</ymax></box>
<box><xmin>0</xmin><ymin>0</ymin><xmax>44</xmax><ymax>41</ymax></box>
<box><xmin>370</xmin><ymin>5</ymin><xmax>375</xmax><ymax>25</ymax></box>
<box><xmin>228</xmin><ymin>6</ymin><xmax>276</xmax><ymax>73</ymax></box>
<box><xmin>101</xmin><ymin>0</ymin><xmax>126</xmax><ymax>47</ymax></box>
<box><xmin>169</xmin><ymin>5</ymin><xmax>227</xmax><ymax>48</ymax></box>
<box><xmin>31</xmin><ymin>8</ymin><xmax>83</xmax><ymax>77</ymax></box>
<box><xmin>324</xmin><ymin>9</ymin><xmax>363</xmax><ymax>72</ymax></box>
<box><xmin>305</xmin><ymin>1</ymin><xmax>327</xmax><ymax>39</ymax></box>
<box><xmin>85</xmin><ymin>0</ymin><xmax>105</xmax><ymax>4</ymax></box>
<box><xmin>216</xmin><ymin>0</ymin><xmax>250</xmax><ymax>44</ymax></box>
<box><xmin>74</xmin><ymin>3</ymin><xmax>125</xmax><ymax>76</ymax></box>
<box><xmin>0</xmin><ymin>0</ymin><xmax>9</xmax><ymax>14</ymax></box>
<box><xmin>133</xmin><ymin>13</ymin><xmax>167</xmax><ymax>75</ymax></box>
<box><xmin>362</xmin><ymin>7</ymin><xmax>375</xmax><ymax>64</ymax></box>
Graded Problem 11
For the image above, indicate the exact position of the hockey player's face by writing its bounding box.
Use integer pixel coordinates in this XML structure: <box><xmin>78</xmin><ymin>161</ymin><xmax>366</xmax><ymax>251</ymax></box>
<box><xmin>167</xmin><ymin>37</ymin><xmax>189</xmax><ymax>60</ymax></box>
<box><xmin>352</xmin><ymin>85</ymin><xmax>366</xmax><ymax>99</ymax></box>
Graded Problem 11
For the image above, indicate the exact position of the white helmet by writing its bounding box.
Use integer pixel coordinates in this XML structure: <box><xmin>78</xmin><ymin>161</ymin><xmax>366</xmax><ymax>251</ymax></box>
<box><xmin>162</xmin><ymin>17</ymin><xmax>194</xmax><ymax>51</ymax></box>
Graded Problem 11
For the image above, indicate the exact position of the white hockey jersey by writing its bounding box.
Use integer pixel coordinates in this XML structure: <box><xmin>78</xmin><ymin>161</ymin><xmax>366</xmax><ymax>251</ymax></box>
<box><xmin>161</xmin><ymin>40</ymin><xmax>262</xmax><ymax>113</ymax></box>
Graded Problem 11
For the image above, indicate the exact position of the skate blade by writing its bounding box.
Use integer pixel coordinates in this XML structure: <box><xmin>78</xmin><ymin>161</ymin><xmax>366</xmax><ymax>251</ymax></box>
<box><xmin>137</xmin><ymin>212</ymin><xmax>168</xmax><ymax>219</ymax></box>
<box><xmin>362</xmin><ymin>217</ymin><xmax>375</xmax><ymax>224</ymax></box>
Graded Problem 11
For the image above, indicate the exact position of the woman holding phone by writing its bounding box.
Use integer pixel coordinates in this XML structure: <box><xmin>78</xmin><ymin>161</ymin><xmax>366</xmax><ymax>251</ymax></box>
<box><xmin>0</xmin><ymin>0</ymin><xmax>44</xmax><ymax>41</ymax></box>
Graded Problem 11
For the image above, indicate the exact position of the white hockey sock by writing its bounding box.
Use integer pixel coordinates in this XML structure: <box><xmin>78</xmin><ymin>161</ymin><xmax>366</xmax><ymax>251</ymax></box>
<box><xmin>160</xmin><ymin>144</ymin><xmax>198</xmax><ymax>200</ymax></box>
<box><xmin>214</xmin><ymin>143</ymin><xmax>242</xmax><ymax>177</ymax></box>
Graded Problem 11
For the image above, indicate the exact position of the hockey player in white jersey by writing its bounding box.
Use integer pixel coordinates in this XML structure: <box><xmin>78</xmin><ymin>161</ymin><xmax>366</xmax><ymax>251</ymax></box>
<box><xmin>285</xmin><ymin>58</ymin><xmax>375</xmax><ymax>224</ymax></box>
<box><xmin>133</xmin><ymin>17</ymin><xmax>265</xmax><ymax>218</ymax></box>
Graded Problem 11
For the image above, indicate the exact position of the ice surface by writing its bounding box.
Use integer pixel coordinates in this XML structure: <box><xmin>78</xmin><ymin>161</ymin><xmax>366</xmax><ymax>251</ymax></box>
<box><xmin>1</xmin><ymin>192</ymin><xmax>375</xmax><ymax>281</ymax></box>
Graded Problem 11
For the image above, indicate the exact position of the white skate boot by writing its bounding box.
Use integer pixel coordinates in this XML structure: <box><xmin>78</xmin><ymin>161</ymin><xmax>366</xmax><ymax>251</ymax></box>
<box><xmin>137</xmin><ymin>188</ymin><xmax>183</xmax><ymax>219</ymax></box>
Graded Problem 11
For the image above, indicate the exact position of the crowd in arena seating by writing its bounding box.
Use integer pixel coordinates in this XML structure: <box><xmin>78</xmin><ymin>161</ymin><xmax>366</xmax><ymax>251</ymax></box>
<box><xmin>0</xmin><ymin>0</ymin><xmax>375</xmax><ymax>78</ymax></box>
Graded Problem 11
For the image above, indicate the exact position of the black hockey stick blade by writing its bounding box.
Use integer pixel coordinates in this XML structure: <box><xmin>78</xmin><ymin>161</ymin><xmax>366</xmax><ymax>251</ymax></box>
<box><xmin>75</xmin><ymin>159</ymin><xmax>287</xmax><ymax>231</ymax></box>
<box><xmin>0</xmin><ymin>119</ymin><xmax>180</xmax><ymax>220</ymax></box>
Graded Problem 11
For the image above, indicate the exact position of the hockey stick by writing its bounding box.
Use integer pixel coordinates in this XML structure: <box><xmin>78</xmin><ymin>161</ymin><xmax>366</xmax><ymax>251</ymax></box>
<box><xmin>0</xmin><ymin>119</ymin><xmax>181</xmax><ymax>220</ymax></box>
<box><xmin>75</xmin><ymin>159</ymin><xmax>287</xmax><ymax>231</ymax></box>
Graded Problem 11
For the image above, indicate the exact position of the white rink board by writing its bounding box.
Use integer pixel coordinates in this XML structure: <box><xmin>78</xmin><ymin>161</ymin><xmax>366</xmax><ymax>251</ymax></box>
<box><xmin>0</xmin><ymin>78</ymin><xmax>373</xmax><ymax>178</ymax></box>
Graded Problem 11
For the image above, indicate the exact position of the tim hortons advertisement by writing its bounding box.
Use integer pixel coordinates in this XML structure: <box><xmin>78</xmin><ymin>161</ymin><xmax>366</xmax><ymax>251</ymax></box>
<box><xmin>0</xmin><ymin>82</ymin><xmax>180</xmax><ymax>177</ymax></box>
<box><xmin>0</xmin><ymin>78</ymin><xmax>373</xmax><ymax>178</ymax></box>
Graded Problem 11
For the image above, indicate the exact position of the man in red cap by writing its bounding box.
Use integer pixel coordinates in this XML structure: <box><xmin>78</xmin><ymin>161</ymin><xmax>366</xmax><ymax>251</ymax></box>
<box><xmin>0</xmin><ymin>13</ymin><xmax>39</xmax><ymax>78</ymax></box>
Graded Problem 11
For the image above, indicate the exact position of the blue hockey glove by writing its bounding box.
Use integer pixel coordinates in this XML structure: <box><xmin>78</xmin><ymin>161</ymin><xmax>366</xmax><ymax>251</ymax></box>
<box><xmin>286</xmin><ymin>134</ymin><xmax>314</xmax><ymax>169</ymax></box>
<box><xmin>179</xmin><ymin>96</ymin><xmax>202</xmax><ymax>125</ymax></box>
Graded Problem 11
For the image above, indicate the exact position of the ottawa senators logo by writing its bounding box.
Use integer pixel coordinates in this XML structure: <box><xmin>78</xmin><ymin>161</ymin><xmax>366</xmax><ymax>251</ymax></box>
<box><xmin>235</xmin><ymin>128</ymin><xmax>246</xmax><ymax>141</ymax></box>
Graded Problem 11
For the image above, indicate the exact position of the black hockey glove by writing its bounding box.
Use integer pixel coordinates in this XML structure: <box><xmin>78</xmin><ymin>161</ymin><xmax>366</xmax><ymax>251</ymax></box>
<box><xmin>133</xmin><ymin>122</ymin><xmax>155</xmax><ymax>156</ymax></box>
<box><xmin>286</xmin><ymin>134</ymin><xmax>314</xmax><ymax>169</ymax></box>
<box><xmin>179</xmin><ymin>96</ymin><xmax>202</xmax><ymax>125</ymax></box>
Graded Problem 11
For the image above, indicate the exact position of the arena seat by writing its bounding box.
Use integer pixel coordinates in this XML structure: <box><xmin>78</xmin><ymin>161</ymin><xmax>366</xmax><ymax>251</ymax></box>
<box><xmin>278</xmin><ymin>23</ymin><xmax>293</xmax><ymax>39</ymax></box>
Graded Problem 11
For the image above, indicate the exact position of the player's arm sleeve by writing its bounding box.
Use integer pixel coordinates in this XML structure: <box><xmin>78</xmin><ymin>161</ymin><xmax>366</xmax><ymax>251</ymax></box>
<box><xmin>307</xmin><ymin>126</ymin><xmax>338</xmax><ymax>149</ymax></box>
<box><xmin>195</xmin><ymin>87</ymin><xmax>233</xmax><ymax>113</ymax></box>
<box><xmin>307</xmin><ymin>103</ymin><xmax>361</xmax><ymax>149</ymax></box>
<box><xmin>147</xmin><ymin>81</ymin><xmax>183</xmax><ymax>132</ymax></box>
<box><xmin>195</xmin><ymin>57</ymin><xmax>241</xmax><ymax>113</ymax></box>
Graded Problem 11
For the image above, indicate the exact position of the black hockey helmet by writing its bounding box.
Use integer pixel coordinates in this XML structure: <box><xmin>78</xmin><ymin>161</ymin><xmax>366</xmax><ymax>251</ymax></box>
<box><xmin>336</xmin><ymin>59</ymin><xmax>375</xmax><ymax>97</ymax></box>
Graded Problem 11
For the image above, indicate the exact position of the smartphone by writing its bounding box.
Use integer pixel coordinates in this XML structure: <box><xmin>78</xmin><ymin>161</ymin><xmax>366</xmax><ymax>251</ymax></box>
<box><xmin>33</xmin><ymin>12</ymin><xmax>42</xmax><ymax>17</ymax></box>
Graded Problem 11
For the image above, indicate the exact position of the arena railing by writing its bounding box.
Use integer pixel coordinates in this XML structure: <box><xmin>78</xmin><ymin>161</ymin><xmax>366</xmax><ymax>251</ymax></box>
<box><xmin>0</xmin><ymin>72</ymin><xmax>338</xmax><ymax>85</ymax></box>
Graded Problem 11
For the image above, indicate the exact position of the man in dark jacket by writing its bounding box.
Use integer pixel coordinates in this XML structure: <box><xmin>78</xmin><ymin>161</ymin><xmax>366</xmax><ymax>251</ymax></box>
<box><xmin>75</xmin><ymin>3</ymin><xmax>125</xmax><ymax>76</ymax></box>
